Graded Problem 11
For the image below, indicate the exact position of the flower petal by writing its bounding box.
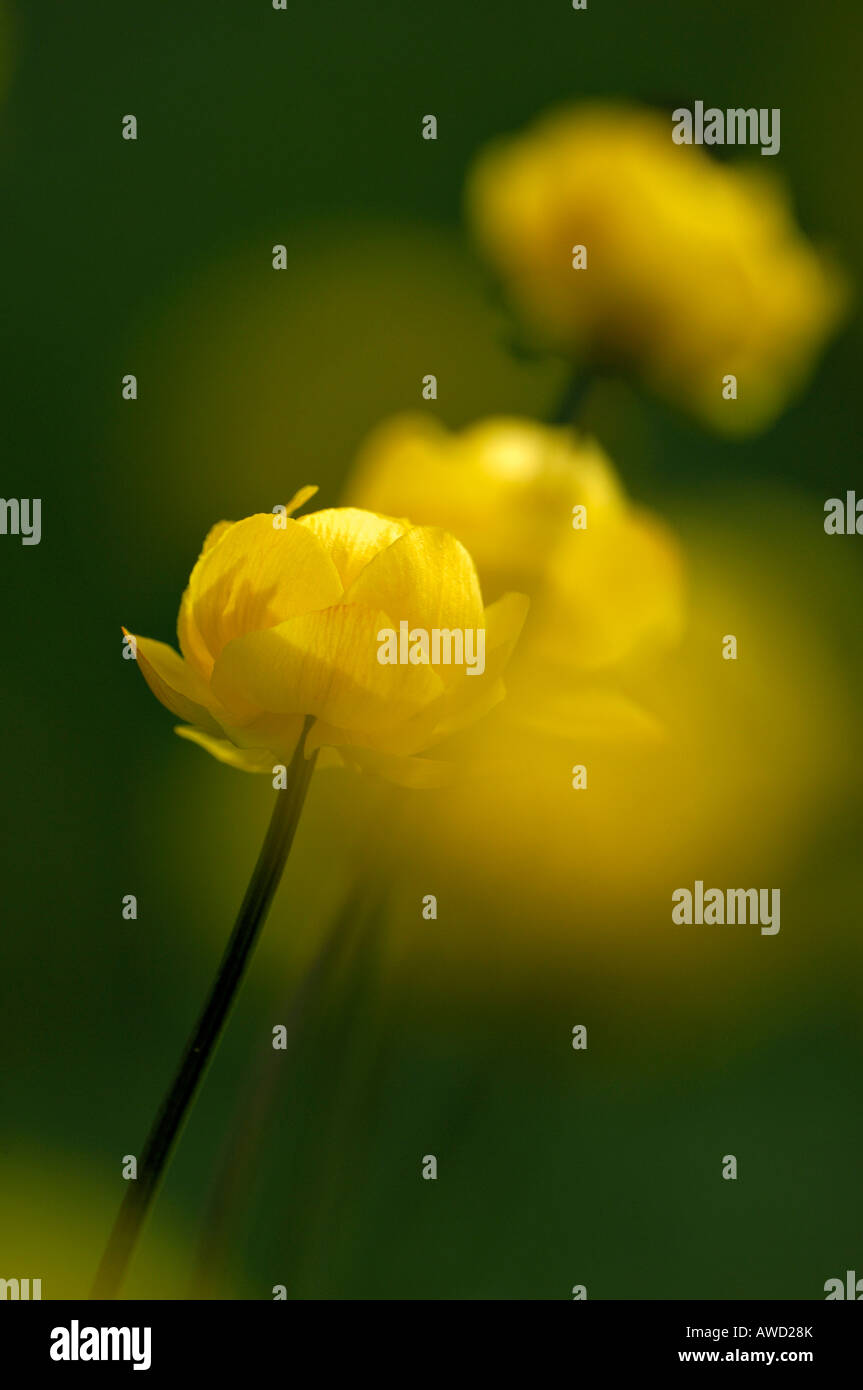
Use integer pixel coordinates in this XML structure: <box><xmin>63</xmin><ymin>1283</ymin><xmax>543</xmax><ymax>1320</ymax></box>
<box><xmin>210</xmin><ymin>603</ymin><xmax>444</xmax><ymax>731</ymax></box>
<box><xmin>284</xmin><ymin>484</ymin><xmax>319</xmax><ymax>515</ymax></box>
<box><xmin>221</xmin><ymin>711</ymin><xmax>306</xmax><ymax>760</ymax></box>
<box><xmin>301</xmin><ymin>592</ymin><xmax>527</xmax><ymax>757</ymax></box>
<box><xmin>178</xmin><ymin>515</ymin><xmax>344</xmax><ymax>678</ymax></box>
<box><xmin>174</xmin><ymin>725</ymin><xmax>278</xmax><ymax>772</ymax></box>
<box><xmin>482</xmin><ymin>591</ymin><xmax>530</xmax><ymax>651</ymax></box>
<box><xmin>297</xmin><ymin>508</ymin><xmax>408</xmax><ymax>589</ymax></box>
<box><xmin>129</xmin><ymin>632</ymin><xmax>225</xmax><ymax>736</ymax></box>
<box><xmin>343</xmin><ymin>525</ymin><xmax>485</xmax><ymax>644</ymax></box>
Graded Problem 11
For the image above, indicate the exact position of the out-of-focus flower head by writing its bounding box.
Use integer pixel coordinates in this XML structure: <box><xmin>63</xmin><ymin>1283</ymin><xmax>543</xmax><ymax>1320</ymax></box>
<box><xmin>348</xmin><ymin>414</ymin><xmax>684</xmax><ymax>739</ymax></box>
<box><xmin>467</xmin><ymin>103</ymin><xmax>847</xmax><ymax>433</ymax></box>
<box><xmin>338</xmin><ymin>470</ymin><xmax>857</xmax><ymax>1020</ymax></box>
<box><xmin>126</xmin><ymin>488</ymin><xmax>527</xmax><ymax>788</ymax></box>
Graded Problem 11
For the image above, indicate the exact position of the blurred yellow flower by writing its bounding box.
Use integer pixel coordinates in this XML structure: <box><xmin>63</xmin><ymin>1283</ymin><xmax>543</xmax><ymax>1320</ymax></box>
<box><xmin>331</xmin><ymin>489</ymin><xmax>857</xmax><ymax>1021</ymax></box>
<box><xmin>127</xmin><ymin>487</ymin><xmax>527</xmax><ymax>787</ymax></box>
<box><xmin>348</xmin><ymin>415</ymin><xmax>684</xmax><ymax>738</ymax></box>
<box><xmin>467</xmin><ymin>103</ymin><xmax>847</xmax><ymax>433</ymax></box>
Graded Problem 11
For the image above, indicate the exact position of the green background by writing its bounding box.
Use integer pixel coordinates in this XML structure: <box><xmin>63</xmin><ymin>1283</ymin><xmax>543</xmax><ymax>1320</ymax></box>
<box><xmin>1</xmin><ymin>0</ymin><xmax>861</xmax><ymax>1298</ymax></box>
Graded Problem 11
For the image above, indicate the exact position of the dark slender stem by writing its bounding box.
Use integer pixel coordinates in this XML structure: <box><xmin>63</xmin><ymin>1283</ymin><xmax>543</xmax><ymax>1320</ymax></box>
<box><xmin>91</xmin><ymin>729</ymin><xmax>318</xmax><ymax>1299</ymax></box>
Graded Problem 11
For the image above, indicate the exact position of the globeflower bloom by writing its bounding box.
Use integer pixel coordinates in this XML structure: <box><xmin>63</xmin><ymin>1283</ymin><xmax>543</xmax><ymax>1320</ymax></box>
<box><xmin>127</xmin><ymin>488</ymin><xmax>527</xmax><ymax>787</ymax></box>
<box><xmin>348</xmin><ymin>415</ymin><xmax>683</xmax><ymax>687</ymax></box>
<box><xmin>467</xmin><ymin>103</ymin><xmax>847</xmax><ymax>433</ymax></box>
<box><xmin>100</xmin><ymin>488</ymin><xmax>526</xmax><ymax>1297</ymax></box>
<box><xmin>343</xmin><ymin>414</ymin><xmax>691</xmax><ymax>993</ymax></box>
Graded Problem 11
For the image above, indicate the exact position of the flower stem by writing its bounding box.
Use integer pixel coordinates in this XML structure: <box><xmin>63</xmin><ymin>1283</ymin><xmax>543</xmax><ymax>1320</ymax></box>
<box><xmin>91</xmin><ymin>730</ymin><xmax>318</xmax><ymax>1299</ymax></box>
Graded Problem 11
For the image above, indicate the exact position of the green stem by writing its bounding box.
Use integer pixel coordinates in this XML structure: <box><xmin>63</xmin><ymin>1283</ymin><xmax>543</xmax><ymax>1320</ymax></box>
<box><xmin>91</xmin><ymin>729</ymin><xmax>318</xmax><ymax>1299</ymax></box>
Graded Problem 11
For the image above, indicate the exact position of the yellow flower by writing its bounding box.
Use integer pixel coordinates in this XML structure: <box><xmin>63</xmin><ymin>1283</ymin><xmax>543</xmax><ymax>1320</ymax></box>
<box><xmin>467</xmin><ymin>103</ymin><xmax>847</xmax><ymax>433</ymax></box>
<box><xmin>348</xmin><ymin>414</ymin><xmax>683</xmax><ymax>698</ymax></box>
<box><xmin>126</xmin><ymin>488</ymin><xmax>527</xmax><ymax>787</ymax></box>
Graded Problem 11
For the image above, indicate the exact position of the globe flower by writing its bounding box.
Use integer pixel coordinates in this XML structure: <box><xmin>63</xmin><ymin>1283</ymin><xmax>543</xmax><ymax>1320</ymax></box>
<box><xmin>347</xmin><ymin>415</ymin><xmax>683</xmax><ymax>692</ymax></box>
<box><xmin>127</xmin><ymin>487</ymin><xmax>527</xmax><ymax>787</ymax></box>
<box><xmin>467</xmin><ymin>103</ymin><xmax>847</xmax><ymax>433</ymax></box>
<box><xmin>339</xmin><ymin>412</ymin><xmax>692</xmax><ymax>998</ymax></box>
<box><xmin>342</xmin><ymin>419</ymin><xmax>852</xmax><ymax>1027</ymax></box>
<box><xmin>358</xmin><ymin>494</ymin><xmax>858</xmax><ymax>1025</ymax></box>
<box><xmin>96</xmin><ymin>486</ymin><xmax>527</xmax><ymax>1299</ymax></box>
